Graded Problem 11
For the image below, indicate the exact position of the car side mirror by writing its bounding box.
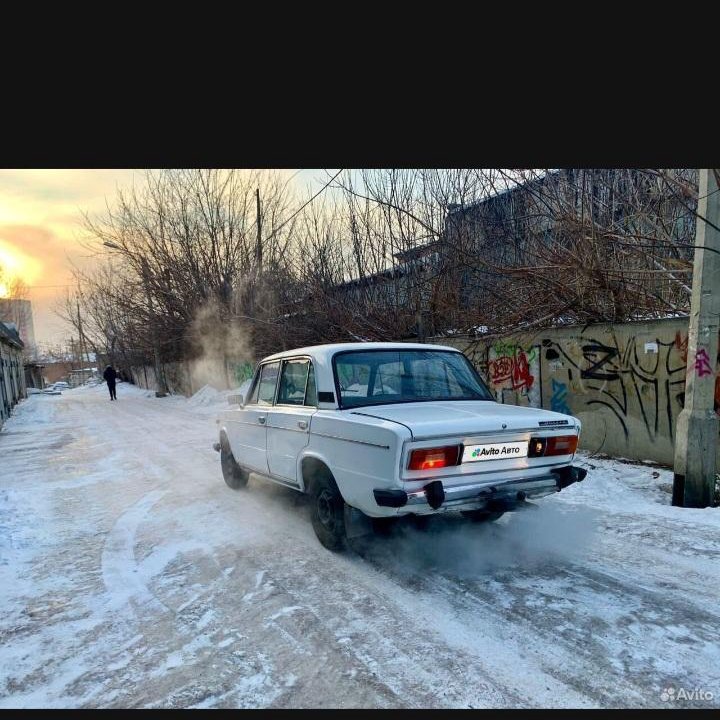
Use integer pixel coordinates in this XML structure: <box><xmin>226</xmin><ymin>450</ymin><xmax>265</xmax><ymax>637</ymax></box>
<box><xmin>227</xmin><ymin>393</ymin><xmax>245</xmax><ymax>407</ymax></box>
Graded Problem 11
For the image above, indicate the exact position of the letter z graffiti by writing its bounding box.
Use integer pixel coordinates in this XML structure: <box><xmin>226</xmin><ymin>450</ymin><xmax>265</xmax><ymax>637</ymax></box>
<box><xmin>581</xmin><ymin>343</ymin><xmax>620</xmax><ymax>381</ymax></box>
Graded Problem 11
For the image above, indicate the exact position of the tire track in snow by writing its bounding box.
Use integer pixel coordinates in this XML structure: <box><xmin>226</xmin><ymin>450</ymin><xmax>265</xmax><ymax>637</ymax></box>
<box><xmin>355</xmin><ymin>538</ymin><xmax>718</xmax><ymax>707</ymax></box>
<box><xmin>101</xmin><ymin>489</ymin><xmax>171</xmax><ymax>614</ymax></box>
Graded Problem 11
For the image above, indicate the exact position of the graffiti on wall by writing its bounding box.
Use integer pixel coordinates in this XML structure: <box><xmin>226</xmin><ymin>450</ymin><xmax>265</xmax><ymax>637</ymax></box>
<box><xmin>694</xmin><ymin>348</ymin><xmax>713</xmax><ymax>377</ymax></box>
<box><xmin>487</xmin><ymin>341</ymin><xmax>540</xmax><ymax>406</ymax></box>
<box><xmin>550</xmin><ymin>378</ymin><xmax>571</xmax><ymax>415</ymax></box>
<box><xmin>456</xmin><ymin>322</ymin><xmax>718</xmax><ymax>463</ymax></box>
<box><xmin>542</xmin><ymin>333</ymin><xmax>692</xmax><ymax>442</ymax></box>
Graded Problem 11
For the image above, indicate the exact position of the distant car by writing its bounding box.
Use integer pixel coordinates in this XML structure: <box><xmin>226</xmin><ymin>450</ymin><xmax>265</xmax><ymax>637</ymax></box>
<box><xmin>216</xmin><ymin>343</ymin><xmax>587</xmax><ymax>551</ymax></box>
<box><xmin>53</xmin><ymin>381</ymin><xmax>70</xmax><ymax>389</ymax></box>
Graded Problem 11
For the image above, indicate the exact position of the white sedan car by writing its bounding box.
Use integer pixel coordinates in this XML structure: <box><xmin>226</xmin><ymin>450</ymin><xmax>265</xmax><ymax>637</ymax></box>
<box><xmin>216</xmin><ymin>343</ymin><xmax>587</xmax><ymax>550</ymax></box>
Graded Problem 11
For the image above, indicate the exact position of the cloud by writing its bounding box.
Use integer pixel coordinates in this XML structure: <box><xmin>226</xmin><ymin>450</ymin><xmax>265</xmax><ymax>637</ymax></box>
<box><xmin>0</xmin><ymin>225</ymin><xmax>81</xmax><ymax>346</ymax></box>
<box><xmin>0</xmin><ymin>169</ymin><xmax>140</xmax><ymax>206</ymax></box>
<box><xmin>0</xmin><ymin>170</ymin><xmax>140</xmax><ymax>346</ymax></box>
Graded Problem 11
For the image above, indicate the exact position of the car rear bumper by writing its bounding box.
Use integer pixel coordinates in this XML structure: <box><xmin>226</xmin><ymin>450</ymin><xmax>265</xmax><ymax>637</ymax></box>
<box><xmin>373</xmin><ymin>465</ymin><xmax>587</xmax><ymax>513</ymax></box>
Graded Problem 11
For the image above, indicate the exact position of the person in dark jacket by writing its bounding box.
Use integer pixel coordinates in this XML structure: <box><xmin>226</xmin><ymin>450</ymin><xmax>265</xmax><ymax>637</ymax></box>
<box><xmin>103</xmin><ymin>365</ymin><xmax>117</xmax><ymax>401</ymax></box>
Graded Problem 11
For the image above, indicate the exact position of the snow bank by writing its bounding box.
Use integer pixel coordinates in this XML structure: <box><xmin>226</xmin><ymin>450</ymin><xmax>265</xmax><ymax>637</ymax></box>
<box><xmin>187</xmin><ymin>384</ymin><xmax>223</xmax><ymax>408</ymax></box>
<box><xmin>568</xmin><ymin>452</ymin><xmax>720</xmax><ymax>528</ymax></box>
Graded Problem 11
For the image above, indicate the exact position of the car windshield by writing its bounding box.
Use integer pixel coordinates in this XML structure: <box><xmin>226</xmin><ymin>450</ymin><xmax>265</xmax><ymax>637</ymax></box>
<box><xmin>333</xmin><ymin>349</ymin><xmax>494</xmax><ymax>409</ymax></box>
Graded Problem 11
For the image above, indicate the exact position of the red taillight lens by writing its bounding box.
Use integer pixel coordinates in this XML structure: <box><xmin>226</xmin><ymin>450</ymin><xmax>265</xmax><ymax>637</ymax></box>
<box><xmin>546</xmin><ymin>435</ymin><xmax>578</xmax><ymax>456</ymax></box>
<box><xmin>529</xmin><ymin>435</ymin><xmax>578</xmax><ymax>457</ymax></box>
<box><xmin>408</xmin><ymin>445</ymin><xmax>461</xmax><ymax>471</ymax></box>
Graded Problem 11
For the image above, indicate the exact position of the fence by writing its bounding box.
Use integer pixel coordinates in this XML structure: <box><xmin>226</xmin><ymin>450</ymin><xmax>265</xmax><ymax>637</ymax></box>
<box><xmin>128</xmin><ymin>358</ymin><xmax>256</xmax><ymax>397</ymax></box>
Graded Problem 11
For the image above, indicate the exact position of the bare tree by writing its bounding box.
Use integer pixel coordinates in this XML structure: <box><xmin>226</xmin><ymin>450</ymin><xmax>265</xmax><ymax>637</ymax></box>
<box><xmin>300</xmin><ymin>168</ymin><xmax>698</xmax><ymax>345</ymax></box>
<box><xmin>74</xmin><ymin>169</ymin><xmax>299</xmax><ymax>365</ymax></box>
<box><xmin>64</xmin><ymin>168</ymin><xmax>701</xmax><ymax>384</ymax></box>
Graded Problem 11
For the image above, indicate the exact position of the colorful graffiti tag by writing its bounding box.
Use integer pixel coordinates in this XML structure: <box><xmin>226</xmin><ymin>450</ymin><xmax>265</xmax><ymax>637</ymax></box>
<box><xmin>550</xmin><ymin>378</ymin><xmax>571</xmax><ymax>415</ymax></box>
<box><xmin>694</xmin><ymin>348</ymin><xmax>713</xmax><ymax>377</ymax></box>
<box><xmin>487</xmin><ymin>342</ymin><xmax>537</xmax><ymax>394</ymax></box>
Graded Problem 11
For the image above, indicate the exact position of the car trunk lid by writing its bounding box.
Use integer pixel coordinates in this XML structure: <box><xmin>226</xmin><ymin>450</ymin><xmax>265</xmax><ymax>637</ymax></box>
<box><xmin>351</xmin><ymin>400</ymin><xmax>574</xmax><ymax>440</ymax></box>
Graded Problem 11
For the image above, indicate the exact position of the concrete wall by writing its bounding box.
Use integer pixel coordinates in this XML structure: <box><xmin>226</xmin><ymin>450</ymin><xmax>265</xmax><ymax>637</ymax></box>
<box><xmin>128</xmin><ymin>362</ymin><xmax>194</xmax><ymax>396</ymax></box>
<box><xmin>128</xmin><ymin>358</ymin><xmax>256</xmax><ymax>397</ymax></box>
<box><xmin>435</xmin><ymin>317</ymin><xmax>720</xmax><ymax>467</ymax></box>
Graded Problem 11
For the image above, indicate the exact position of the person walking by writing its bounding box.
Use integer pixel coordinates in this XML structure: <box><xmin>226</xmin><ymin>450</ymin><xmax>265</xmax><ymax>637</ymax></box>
<box><xmin>103</xmin><ymin>364</ymin><xmax>118</xmax><ymax>401</ymax></box>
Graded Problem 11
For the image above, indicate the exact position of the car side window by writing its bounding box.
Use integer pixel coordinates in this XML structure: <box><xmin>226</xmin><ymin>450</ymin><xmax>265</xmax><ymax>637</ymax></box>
<box><xmin>247</xmin><ymin>367</ymin><xmax>262</xmax><ymax>404</ymax></box>
<box><xmin>277</xmin><ymin>359</ymin><xmax>310</xmax><ymax>406</ymax></box>
<box><xmin>305</xmin><ymin>362</ymin><xmax>317</xmax><ymax>406</ymax></box>
<box><xmin>257</xmin><ymin>362</ymin><xmax>280</xmax><ymax>406</ymax></box>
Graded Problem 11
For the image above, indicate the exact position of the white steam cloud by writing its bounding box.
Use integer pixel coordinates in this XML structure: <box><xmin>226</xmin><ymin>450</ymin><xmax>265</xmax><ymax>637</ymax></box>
<box><xmin>186</xmin><ymin>299</ymin><xmax>255</xmax><ymax>392</ymax></box>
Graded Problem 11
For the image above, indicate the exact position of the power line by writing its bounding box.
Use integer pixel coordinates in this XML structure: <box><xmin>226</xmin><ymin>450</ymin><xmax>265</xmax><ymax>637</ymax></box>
<box><xmin>264</xmin><ymin>169</ymin><xmax>344</xmax><ymax>244</ymax></box>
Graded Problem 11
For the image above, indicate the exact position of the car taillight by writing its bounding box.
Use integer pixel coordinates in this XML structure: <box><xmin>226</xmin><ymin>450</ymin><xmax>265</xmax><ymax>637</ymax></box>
<box><xmin>528</xmin><ymin>434</ymin><xmax>578</xmax><ymax>457</ymax></box>
<box><xmin>408</xmin><ymin>445</ymin><xmax>461</xmax><ymax>471</ymax></box>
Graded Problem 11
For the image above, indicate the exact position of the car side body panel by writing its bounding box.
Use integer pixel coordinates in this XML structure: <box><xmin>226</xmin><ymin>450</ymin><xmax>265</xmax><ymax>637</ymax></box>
<box><xmin>298</xmin><ymin>411</ymin><xmax>410</xmax><ymax>513</ymax></box>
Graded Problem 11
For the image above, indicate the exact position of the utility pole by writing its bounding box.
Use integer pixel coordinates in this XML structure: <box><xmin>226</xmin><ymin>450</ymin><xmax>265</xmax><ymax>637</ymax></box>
<box><xmin>256</xmin><ymin>188</ymin><xmax>263</xmax><ymax>274</ymax></box>
<box><xmin>249</xmin><ymin>188</ymin><xmax>262</xmax><ymax>320</ymax></box>
<box><xmin>673</xmin><ymin>168</ymin><xmax>720</xmax><ymax>508</ymax></box>
<box><xmin>76</xmin><ymin>293</ymin><xmax>85</xmax><ymax>386</ymax></box>
<box><xmin>70</xmin><ymin>336</ymin><xmax>77</xmax><ymax>374</ymax></box>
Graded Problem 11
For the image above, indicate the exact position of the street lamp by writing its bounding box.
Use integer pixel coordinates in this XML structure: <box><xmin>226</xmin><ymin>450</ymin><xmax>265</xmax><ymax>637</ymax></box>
<box><xmin>102</xmin><ymin>241</ymin><xmax>168</xmax><ymax>396</ymax></box>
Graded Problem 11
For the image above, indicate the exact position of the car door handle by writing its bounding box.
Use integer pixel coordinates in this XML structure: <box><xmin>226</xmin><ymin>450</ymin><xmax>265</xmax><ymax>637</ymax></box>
<box><xmin>258</xmin><ymin>417</ymin><xmax>266</xmax><ymax>424</ymax></box>
<box><xmin>297</xmin><ymin>420</ymin><xmax>308</xmax><ymax>430</ymax></box>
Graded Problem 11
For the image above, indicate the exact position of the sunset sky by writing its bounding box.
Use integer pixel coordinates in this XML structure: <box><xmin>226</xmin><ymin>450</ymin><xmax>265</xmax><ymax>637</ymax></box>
<box><xmin>0</xmin><ymin>169</ymin><xmax>321</xmax><ymax>348</ymax></box>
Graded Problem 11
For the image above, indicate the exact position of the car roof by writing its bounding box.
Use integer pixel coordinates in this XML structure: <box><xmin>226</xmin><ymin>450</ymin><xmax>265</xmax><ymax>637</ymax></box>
<box><xmin>262</xmin><ymin>342</ymin><xmax>461</xmax><ymax>363</ymax></box>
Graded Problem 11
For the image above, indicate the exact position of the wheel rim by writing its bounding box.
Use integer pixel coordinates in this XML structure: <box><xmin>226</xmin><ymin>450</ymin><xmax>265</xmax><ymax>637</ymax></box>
<box><xmin>317</xmin><ymin>488</ymin><xmax>337</xmax><ymax>530</ymax></box>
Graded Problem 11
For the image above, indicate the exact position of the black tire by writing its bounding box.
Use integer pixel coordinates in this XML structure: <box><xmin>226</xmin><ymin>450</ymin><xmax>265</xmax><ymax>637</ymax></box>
<box><xmin>310</xmin><ymin>473</ymin><xmax>347</xmax><ymax>551</ymax></box>
<box><xmin>220</xmin><ymin>438</ymin><xmax>249</xmax><ymax>490</ymax></box>
<box><xmin>461</xmin><ymin>509</ymin><xmax>505</xmax><ymax>523</ymax></box>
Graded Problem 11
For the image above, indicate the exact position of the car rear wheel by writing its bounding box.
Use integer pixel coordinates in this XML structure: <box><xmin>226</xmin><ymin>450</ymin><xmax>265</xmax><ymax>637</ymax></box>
<box><xmin>461</xmin><ymin>509</ymin><xmax>504</xmax><ymax>523</ymax></box>
<box><xmin>220</xmin><ymin>438</ymin><xmax>249</xmax><ymax>490</ymax></box>
<box><xmin>310</xmin><ymin>474</ymin><xmax>347</xmax><ymax>551</ymax></box>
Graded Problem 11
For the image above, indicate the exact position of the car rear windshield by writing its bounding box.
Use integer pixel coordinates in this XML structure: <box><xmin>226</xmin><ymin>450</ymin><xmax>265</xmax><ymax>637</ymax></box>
<box><xmin>333</xmin><ymin>349</ymin><xmax>494</xmax><ymax>409</ymax></box>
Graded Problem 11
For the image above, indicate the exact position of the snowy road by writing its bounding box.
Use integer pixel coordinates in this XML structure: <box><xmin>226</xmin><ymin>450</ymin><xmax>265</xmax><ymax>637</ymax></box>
<box><xmin>1</xmin><ymin>383</ymin><xmax>718</xmax><ymax>708</ymax></box>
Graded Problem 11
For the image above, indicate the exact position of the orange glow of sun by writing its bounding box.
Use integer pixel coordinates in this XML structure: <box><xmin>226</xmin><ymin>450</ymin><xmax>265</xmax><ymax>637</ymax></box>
<box><xmin>0</xmin><ymin>240</ymin><xmax>42</xmax><ymax>296</ymax></box>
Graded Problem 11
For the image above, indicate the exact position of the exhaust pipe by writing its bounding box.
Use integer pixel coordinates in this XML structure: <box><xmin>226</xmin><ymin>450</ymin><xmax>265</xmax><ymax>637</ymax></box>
<box><xmin>425</xmin><ymin>480</ymin><xmax>445</xmax><ymax>509</ymax></box>
<box><xmin>552</xmin><ymin>465</ymin><xmax>588</xmax><ymax>490</ymax></box>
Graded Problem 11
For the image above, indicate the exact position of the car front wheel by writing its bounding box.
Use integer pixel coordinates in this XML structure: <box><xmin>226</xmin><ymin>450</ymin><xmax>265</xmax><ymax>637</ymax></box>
<box><xmin>310</xmin><ymin>474</ymin><xmax>347</xmax><ymax>551</ymax></box>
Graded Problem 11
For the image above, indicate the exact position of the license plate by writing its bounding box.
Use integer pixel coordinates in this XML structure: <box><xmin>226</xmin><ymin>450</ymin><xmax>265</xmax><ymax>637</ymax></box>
<box><xmin>462</xmin><ymin>441</ymin><xmax>528</xmax><ymax>462</ymax></box>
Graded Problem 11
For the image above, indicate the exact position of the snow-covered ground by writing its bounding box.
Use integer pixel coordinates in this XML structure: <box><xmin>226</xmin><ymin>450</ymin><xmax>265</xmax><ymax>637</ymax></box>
<box><xmin>0</xmin><ymin>383</ymin><xmax>718</xmax><ymax>709</ymax></box>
